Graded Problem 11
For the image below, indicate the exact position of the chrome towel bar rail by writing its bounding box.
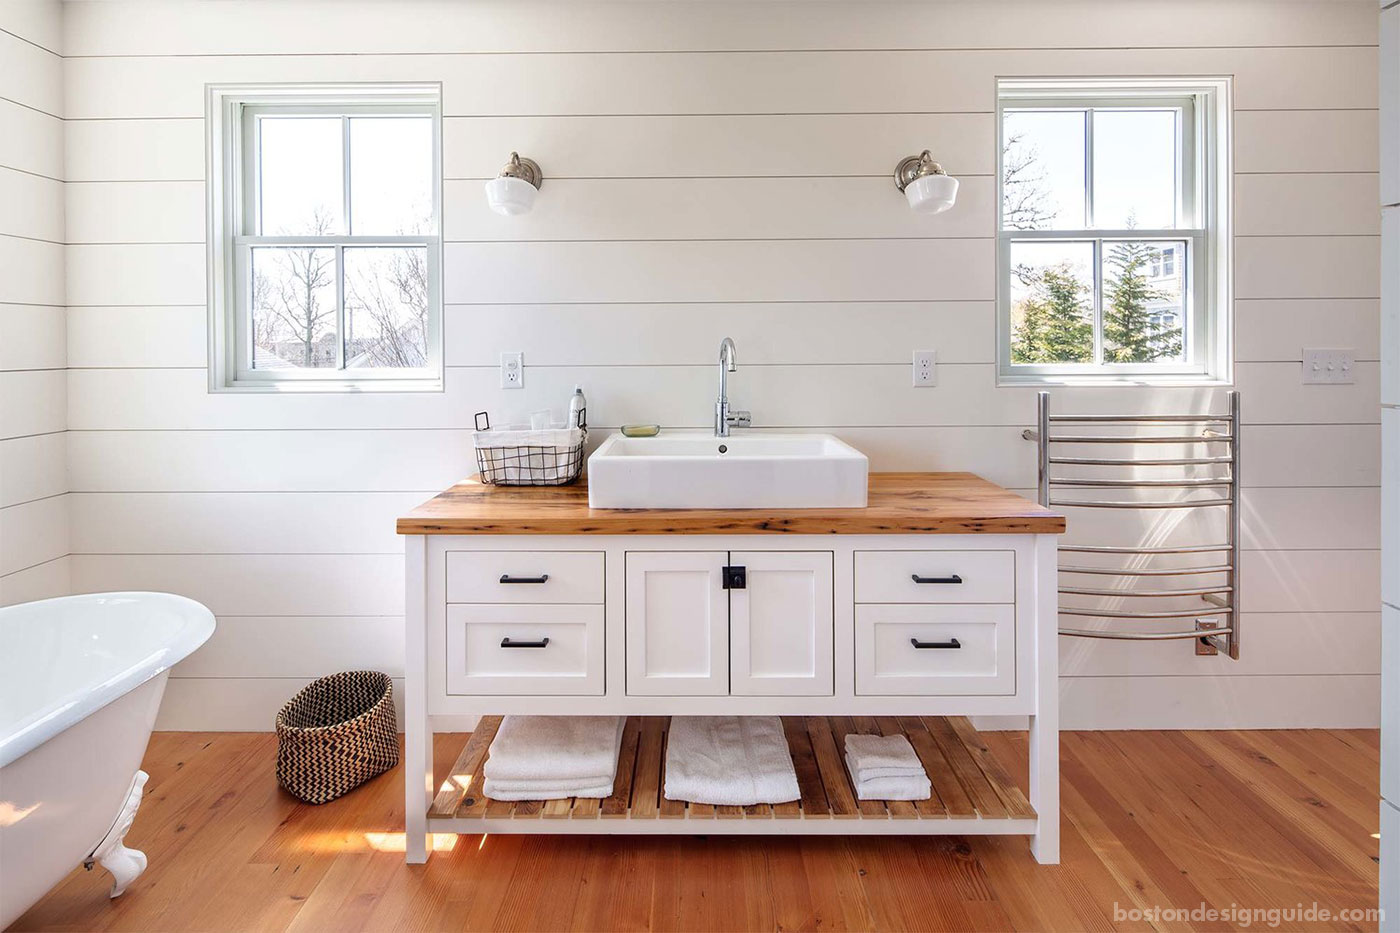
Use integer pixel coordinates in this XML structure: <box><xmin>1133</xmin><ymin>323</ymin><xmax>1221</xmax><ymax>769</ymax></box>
<box><xmin>1026</xmin><ymin>390</ymin><xmax>1242</xmax><ymax>659</ymax></box>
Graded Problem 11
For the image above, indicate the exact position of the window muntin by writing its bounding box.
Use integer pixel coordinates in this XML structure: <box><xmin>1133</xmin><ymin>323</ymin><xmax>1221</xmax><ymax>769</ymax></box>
<box><xmin>210</xmin><ymin>87</ymin><xmax>442</xmax><ymax>390</ymax></box>
<box><xmin>997</xmin><ymin>80</ymin><xmax>1226</xmax><ymax>383</ymax></box>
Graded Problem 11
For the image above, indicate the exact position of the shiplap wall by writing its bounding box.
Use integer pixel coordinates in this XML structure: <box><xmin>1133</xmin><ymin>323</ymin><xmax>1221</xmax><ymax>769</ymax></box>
<box><xmin>56</xmin><ymin>0</ymin><xmax>1381</xmax><ymax>729</ymax></box>
<box><xmin>0</xmin><ymin>0</ymin><xmax>67</xmax><ymax>607</ymax></box>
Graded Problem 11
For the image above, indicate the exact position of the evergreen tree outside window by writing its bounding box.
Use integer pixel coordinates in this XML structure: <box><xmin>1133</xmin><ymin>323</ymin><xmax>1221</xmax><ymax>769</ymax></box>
<box><xmin>996</xmin><ymin>79</ymin><xmax>1230</xmax><ymax>384</ymax></box>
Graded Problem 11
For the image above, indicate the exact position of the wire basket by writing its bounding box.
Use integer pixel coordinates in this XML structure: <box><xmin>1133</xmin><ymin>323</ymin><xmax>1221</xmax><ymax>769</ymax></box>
<box><xmin>473</xmin><ymin>410</ymin><xmax>587</xmax><ymax>486</ymax></box>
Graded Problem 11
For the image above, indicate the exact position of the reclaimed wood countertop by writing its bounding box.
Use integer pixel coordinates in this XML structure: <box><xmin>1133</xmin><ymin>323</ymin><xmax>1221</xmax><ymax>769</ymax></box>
<box><xmin>397</xmin><ymin>472</ymin><xmax>1064</xmax><ymax>536</ymax></box>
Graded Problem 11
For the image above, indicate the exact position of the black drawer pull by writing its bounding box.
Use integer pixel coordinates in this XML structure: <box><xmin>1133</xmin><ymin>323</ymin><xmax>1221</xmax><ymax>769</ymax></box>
<box><xmin>910</xmin><ymin>637</ymin><xmax>961</xmax><ymax>650</ymax></box>
<box><xmin>500</xmin><ymin>637</ymin><xmax>550</xmax><ymax>648</ymax></box>
<box><xmin>499</xmin><ymin>574</ymin><xmax>549</xmax><ymax>584</ymax></box>
<box><xmin>911</xmin><ymin>573</ymin><xmax>962</xmax><ymax>585</ymax></box>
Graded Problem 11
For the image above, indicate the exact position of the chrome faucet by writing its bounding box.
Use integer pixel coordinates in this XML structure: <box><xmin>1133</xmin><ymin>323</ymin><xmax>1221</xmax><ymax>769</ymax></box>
<box><xmin>715</xmin><ymin>337</ymin><xmax>751</xmax><ymax>437</ymax></box>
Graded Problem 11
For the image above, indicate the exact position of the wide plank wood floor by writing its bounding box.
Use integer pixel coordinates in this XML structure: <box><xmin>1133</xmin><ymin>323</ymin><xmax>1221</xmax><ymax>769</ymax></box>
<box><xmin>9</xmin><ymin>729</ymin><xmax>1381</xmax><ymax>932</ymax></box>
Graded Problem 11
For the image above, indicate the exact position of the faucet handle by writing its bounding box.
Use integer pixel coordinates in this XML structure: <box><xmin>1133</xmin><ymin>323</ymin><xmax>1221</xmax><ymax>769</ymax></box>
<box><xmin>728</xmin><ymin>410</ymin><xmax>752</xmax><ymax>429</ymax></box>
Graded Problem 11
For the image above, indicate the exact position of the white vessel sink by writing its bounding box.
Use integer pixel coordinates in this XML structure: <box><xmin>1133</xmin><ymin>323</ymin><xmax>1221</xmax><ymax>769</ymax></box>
<box><xmin>587</xmin><ymin>431</ymin><xmax>869</xmax><ymax>509</ymax></box>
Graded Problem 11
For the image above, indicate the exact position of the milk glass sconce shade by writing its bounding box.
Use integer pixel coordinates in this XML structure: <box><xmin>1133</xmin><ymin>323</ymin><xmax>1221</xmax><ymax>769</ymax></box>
<box><xmin>485</xmin><ymin>152</ymin><xmax>543</xmax><ymax>215</ymax></box>
<box><xmin>894</xmin><ymin>150</ymin><xmax>958</xmax><ymax>214</ymax></box>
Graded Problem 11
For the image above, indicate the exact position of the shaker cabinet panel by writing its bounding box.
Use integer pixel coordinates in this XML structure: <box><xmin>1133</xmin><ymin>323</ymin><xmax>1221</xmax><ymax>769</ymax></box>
<box><xmin>730</xmin><ymin>551</ymin><xmax>834</xmax><ymax>696</ymax></box>
<box><xmin>625</xmin><ymin>551</ymin><xmax>729</xmax><ymax>695</ymax></box>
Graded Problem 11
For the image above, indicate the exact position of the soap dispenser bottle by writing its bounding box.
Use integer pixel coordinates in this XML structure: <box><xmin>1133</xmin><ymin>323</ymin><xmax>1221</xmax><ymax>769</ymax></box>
<box><xmin>568</xmin><ymin>385</ymin><xmax>587</xmax><ymax>429</ymax></box>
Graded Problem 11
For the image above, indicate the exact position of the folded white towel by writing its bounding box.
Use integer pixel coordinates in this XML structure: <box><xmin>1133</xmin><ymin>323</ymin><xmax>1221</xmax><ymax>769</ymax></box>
<box><xmin>482</xmin><ymin>775</ymin><xmax>615</xmax><ymax>794</ymax></box>
<box><xmin>482</xmin><ymin>778</ymin><xmax>614</xmax><ymax>801</ymax></box>
<box><xmin>843</xmin><ymin>733</ymin><xmax>925</xmax><ymax>782</ymax></box>
<box><xmin>483</xmin><ymin>715</ymin><xmax>625</xmax><ymax>784</ymax></box>
<box><xmin>663</xmin><ymin>716</ymin><xmax>800</xmax><ymax>806</ymax></box>
<box><xmin>851</xmin><ymin>772</ymin><xmax>933</xmax><ymax>802</ymax></box>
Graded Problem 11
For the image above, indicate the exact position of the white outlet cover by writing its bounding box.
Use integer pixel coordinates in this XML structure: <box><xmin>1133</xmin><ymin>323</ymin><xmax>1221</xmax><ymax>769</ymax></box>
<box><xmin>913</xmin><ymin>349</ymin><xmax>937</xmax><ymax>387</ymax></box>
<box><xmin>500</xmin><ymin>351</ymin><xmax>524</xmax><ymax>389</ymax></box>
<box><xmin>1301</xmin><ymin>348</ymin><xmax>1355</xmax><ymax>385</ymax></box>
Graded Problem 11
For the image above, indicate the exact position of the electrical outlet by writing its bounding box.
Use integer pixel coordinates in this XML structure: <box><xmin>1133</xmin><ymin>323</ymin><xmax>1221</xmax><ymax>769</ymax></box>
<box><xmin>1302</xmin><ymin>348</ymin><xmax>1355</xmax><ymax>385</ymax></box>
<box><xmin>500</xmin><ymin>351</ymin><xmax>524</xmax><ymax>389</ymax></box>
<box><xmin>913</xmin><ymin>349</ymin><xmax>937</xmax><ymax>387</ymax></box>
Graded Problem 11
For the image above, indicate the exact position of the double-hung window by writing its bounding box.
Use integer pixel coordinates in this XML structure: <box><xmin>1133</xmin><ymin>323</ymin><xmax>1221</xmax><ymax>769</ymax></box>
<box><xmin>208</xmin><ymin>85</ymin><xmax>442</xmax><ymax>390</ymax></box>
<box><xmin>996</xmin><ymin>78</ymin><xmax>1230</xmax><ymax>384</ymax></box>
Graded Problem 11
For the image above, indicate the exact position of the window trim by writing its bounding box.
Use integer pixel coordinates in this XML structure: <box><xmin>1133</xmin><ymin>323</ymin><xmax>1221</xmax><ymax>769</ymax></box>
<box><xmin>206</xmin><ymin>84</ymin><xmax>444</xmax><ymax>392</ymax></box>
<box><xmin>994</xmin><ymin>77</ymin><xmax>1232</xmax><ymax>386</ymax></box>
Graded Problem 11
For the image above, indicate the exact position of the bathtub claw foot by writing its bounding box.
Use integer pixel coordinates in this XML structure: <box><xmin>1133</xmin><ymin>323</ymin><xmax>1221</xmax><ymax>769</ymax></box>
<box><xmin>90</xmin><ymin>770</ymin><xmax>149</xmax><ymax>898</ymax></box>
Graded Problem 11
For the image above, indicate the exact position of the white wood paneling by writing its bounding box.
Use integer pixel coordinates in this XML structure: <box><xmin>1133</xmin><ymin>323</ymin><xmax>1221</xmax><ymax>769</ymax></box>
<box><xmin>1383</xmin><ymin>5</ymin><xmax>1400</xmax><ymax>206</ymax></box>
<box><xmin>0</xmin><ymin>494</ymin><xmax>67</xmax><ymax>576</ymax></box>
<box><xmin>0</xmin><ymin>97</ymin><xmax>61</xmax><ymax>179</ymax></box>
<box><xmin>65</xmin><ymin>119</ymin><xmax>203</xmax><ymax>182</ymax></box>
<box><xmin>155</xmin><ymin>676</ymin><xmax>406</xmax><ymax>731</ymax></box>
<box><xmin>0</xmin><ymin>431</ymin><xmax>65</xmax><ymax>508</ymax></box>
<box><xmin>70</xmin><ymin>553</ymin><xmax>405</xmax><ymax>616</ymax></box>
<box><xmin>0</xmin><ymin>555</ymin><xmax>68</xmax><ymax>607</ymax></box>
<box><xmin>0</xmin><ymin>304</ymin><xmax>65</xmax><ymax>370</ymax></box>
<box><xmin>1235</xmin><ymin>110</ymin><xmax>1379</xmax><ymax>174</ymax></box>
<box><xmin>66</xmin><ymin>305</ymin><xmax>206</xmax><ymax>368</ymax></box>
<box><xmin>1234</xmin><ymin>299</ymin><xmax>1379</xmax><ymax>362</ymax></box>
<box><xmin>1235</xmin><ymin>236</ymin><xmax>1380</xmax><ymax>300</ymax></box>
<box><xmin>65</xmin><ymin>181</ymin><xmax>204</xmax><ymax>244</ymax></box>
<box><xmin>0</xmin><ymin>167</ymin><xmax>63</xmax><ymax>242</ymax></box>
<box><xmin>0</xmin><ymin>0</ymin><xmax>62</xmax><ymax>55</ymax></box>
<box><xmin>0</xmin><ymin>369</ymin><xmax>64</xmax><ymax>439</ymax></box>
<box><xmin>0</xmin><ymin>26</ymin><xmax>62</xmax><ymax>116</ymax></box>
<box><xmin>1234</xmin><ymin>173</ymin><xmax>1380</xmax><ymax>236</ymax></box>
<box><xmin>0</xmin><ymin>235</ymin><xmax>63</xmax><ymax>305</ymax></box>
<box><xmin>1243</xmin><ymin>424</ymin><xmax>1381</xmax><ymax>488</ymax></box>
<box><xmin>173</xmin><ymin>616</ymin><xmax>406</xmax><ymax>678</ymax></box>
<box><xmin>66</xmin><ymin>243</ymin><xmax>204</xmax><ymax>306</ymax></box>
<box><xmin>1059</xmin><ymin>674</ymin><xmax>1379</xmax><ymax>730</ymax></box>
<box><xmin>1239</xmin><ymin>549</ymin><xmax>1380</xmax><ymax>613</ymax></box>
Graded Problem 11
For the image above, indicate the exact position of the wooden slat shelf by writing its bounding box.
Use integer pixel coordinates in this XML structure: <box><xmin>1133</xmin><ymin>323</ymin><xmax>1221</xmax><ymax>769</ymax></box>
<box><xmin>428</xmin><ymin>715</ymin><xmax>1036</xmax><ymax>824</ymax></box>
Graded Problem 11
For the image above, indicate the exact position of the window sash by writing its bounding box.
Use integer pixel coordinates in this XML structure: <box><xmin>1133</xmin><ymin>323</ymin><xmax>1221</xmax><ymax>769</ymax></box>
<box><xmin>995</xmin><ymin>81</ymin><xmax>1224</xmax><ymax>383</ymax></box>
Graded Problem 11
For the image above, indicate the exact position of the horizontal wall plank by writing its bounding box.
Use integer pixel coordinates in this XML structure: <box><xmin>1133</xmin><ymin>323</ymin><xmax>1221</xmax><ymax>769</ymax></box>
<box><xmin>1235</xmin><ymin>110</ymin><xmax>1379</xmax><ymax>174</ymax></box>
<box><xmin>445</xmin><ymin>302</ymin><xmax>996</xmax><ymax>367</ymax></box>
<box><xmin>1238</xmin><ymin>549</ymin><xmax>1378</xmax><ymax>613</ymax></box>
<box><xmin>0</xmin><ymin>555</ymin><xmax>68</xmax><ymax>607</ymax></box>
<box><xmin>444</xmin><ymin>239</ymin><xmax>994</xmax><ymax>304</ymax></box>
<box><xmin>1</xmin><ymin>0</ymin><xmax>62</xmax><ymax>55</ymax></box>
<box><xmin>1059</xmin><ymin>612</ymin><xmax>1380</xmax><ymax>677</ymax></box>
<box><xmin>1060</xmin><ymin>674</ymin><xmax>1378</xmax><ymax>730</ymax></box>
<box><xmin>0</xmin><ymin>369</ymin><xmax>64</xmax><ymax>439</ymax></box>
<box><xmin>0</xmin><ymin>26</ymin><xmax>62</xmax><ymax>115</ymax></box>
<box><xmin>66</xmin><ymin>243</ymin><xmax>204</xmax><ymax>306</ymax></box>
<box><xmin>0</xmin><ymin>494</ymin><xmax>67</xmax><ymax>576</ymax></box>
<box><xmin>1235</xmin><ymin>236</ymin><xmax>1379</xmax><ymax>299</ymax></box>
<box><xmin>65</xmin><ymin>362</ymin><xmax>1375</xmax><ymax>431</ymax></box>
<box><xmin>445</xmin><ymin>176</ymin><xmax>994</xmax><ymax>241</ymax></box>
<box><xmin>0</xmin><ymin>303</ymin><xmax>65</xmax><ymax>371</ymax></box>
<box><xmin>0</xmin><ymin>97</ymin><xmax>61</xmax><ymax>179</ymax></box>
<box><xmin>67</xmin><ymin>305</ymin><xmax>206</xmax><ymax>368</ymax></box>
<box><xmin>173</xmin><ymin>616</ymin><xmax>405</xmax><ymax>678</ymax></box>
<box><xmin>0</xmin><ymin>167</ymin><xmax>62</xmax><ymax>242</ymax></box>
<box><xmin>0</xmin><ymin>235</ymin><xmax>63</xmax><ymax>305</ymax></box>
<box><xmin>1242</xmin><ymin>424</ymin><xmax>1380</xmax><ymax>487</ymax></box>
<box><xmin>65</xmin><ymin>180</ymin><xmax>205</xmax><ymax>244</ymax></box>
<box><xmin>65</xmin><ymin>118</ymin><xmax>204</xmax><ymax>182</ymax></box>
<box><xmin>154</xmin><ymin>676</ymin><xmax>405</xmax><ymax>731</ymax></box>
<box><xmin>445</xmin><ymin>113</ymin><xmax>995</xmax><ymax>179</ymax></box>
<box><xmin>1233</xmin><ymin>299</ymin><xmax>1379</xmax><ymax>362</ymax></box>
<box><xmin>0</xmin><ymin>432</ymin><xmax>65</xmax><ymax>508</ymax></box>
<box><xmin>61</xmin><ymin>0</ymin><xmax>1377</xmax><ymax>56</ymax></box>
<box><xmin>70</xmin><ymin>553</ymin><xmax>404</xmax><ymax>615</ymax></box>
<box><xmin>70</xmin><ymin>491</ymin><xmax>422</xmax><ymax>554</ymax></box>
<box><xmin>62</xmin><ymin>46</ymin><xmax>1375</xmax><ymax>120</ymax></box>
<box><xmin>1234</xmin><ymin>173</ymin><xmax>1379</xmax><ymax>236</ymax></box>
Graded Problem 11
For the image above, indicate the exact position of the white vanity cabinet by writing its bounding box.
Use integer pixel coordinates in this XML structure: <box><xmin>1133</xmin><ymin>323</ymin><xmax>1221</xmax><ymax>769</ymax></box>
<box><xmin>625</xmin><ymin>550</ymin><xmax>834</xmax><ymax>697</ymax></box>
<box><xmin>399</xmin><ymin>473</ymin><xmax>1063</xmax><ymax>868</ymax></box>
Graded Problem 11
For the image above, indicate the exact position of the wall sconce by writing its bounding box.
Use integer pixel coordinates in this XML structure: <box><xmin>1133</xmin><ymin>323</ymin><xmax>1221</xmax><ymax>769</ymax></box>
<box><xmin>484</xmin><ymin>152</ymin><xmax>543</xmax><ymax>216</ymax></box>
<box><xmin>894</xmin><ymin>151</ymin><xmax>958</xmax><ymax>214</ymax></box>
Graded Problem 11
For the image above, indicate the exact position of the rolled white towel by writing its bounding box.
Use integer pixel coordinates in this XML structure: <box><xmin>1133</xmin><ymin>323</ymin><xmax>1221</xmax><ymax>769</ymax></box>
<box><xmin>664</xmin><ymin>716</ymin><xmax>799</xmax><ymax>806</ymax></box>
<box><xmin>843</xmin><ymin>733</ymin><xmax>925</xmax><ymax>783</ymax></box>
<box><xmin>852</xmin><ymin>772</ymin><xmax>933</xmax><ymax>802</ymax></box>
<box><xmin>483</xmin><ymin>715</ymin><xmax>625</xmax><ymax>784</ymax></box>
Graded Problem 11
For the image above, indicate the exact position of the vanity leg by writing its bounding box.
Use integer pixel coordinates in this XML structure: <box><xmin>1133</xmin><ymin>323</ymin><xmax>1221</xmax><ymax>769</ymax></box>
<box><xmin>1029</xmin><ymin>534</ymin><xmax>1060</xmax><ymax>864</ymax></box>
<box><xmin>404</xmin><ymin>536</ymin><xmax>432</xmax><ymax>864</ymax></box>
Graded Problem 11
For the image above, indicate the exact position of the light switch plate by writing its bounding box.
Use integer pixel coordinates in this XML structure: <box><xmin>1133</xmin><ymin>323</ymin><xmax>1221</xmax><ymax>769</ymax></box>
<box><xmin>913</xmin><ymin>349</ymin><xmax>937</xmax><ymax>387</ymax></box>
<box><xmin>1302</xmin><ymin>348</ymin><xmax>1355</xmax><ymax>385</ymax></box>
<box><xmin>500</xmin><ymin>351</ymin><xmax>524</xmax><ymax>389</ymax></box>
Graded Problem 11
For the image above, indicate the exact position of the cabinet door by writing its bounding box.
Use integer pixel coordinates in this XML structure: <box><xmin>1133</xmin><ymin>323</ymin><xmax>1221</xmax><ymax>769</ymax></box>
<box><xmin>625</xmin><ymin>551</ymin><xmax>728</xmax><ymax>696</ymax></box>
<box><xmin>730</xmin><ymin>551</ymin><xmax>834</xmax><ymax>696</ymax></box>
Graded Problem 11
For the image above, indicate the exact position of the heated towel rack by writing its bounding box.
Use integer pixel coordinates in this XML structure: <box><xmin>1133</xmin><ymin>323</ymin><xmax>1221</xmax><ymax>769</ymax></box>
<box><xmin>1023</xmin><ymin>391</ymin><xmax>1241</xmax><ymax>659</ymax></box>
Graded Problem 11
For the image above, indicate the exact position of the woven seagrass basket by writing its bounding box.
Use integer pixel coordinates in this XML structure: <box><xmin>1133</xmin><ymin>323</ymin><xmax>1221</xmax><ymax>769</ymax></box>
<box><xmin>275</xmin><ymin>670</ymin><xmax>399</xmax><ymax>804</ymax></box>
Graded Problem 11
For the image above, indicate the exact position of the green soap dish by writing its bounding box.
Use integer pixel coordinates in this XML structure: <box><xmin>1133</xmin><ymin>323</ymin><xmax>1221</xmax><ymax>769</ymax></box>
<box><xmin>621</xmin><ymin>424</ymin><xmax>661</xmax><ymax>437</ymax></box>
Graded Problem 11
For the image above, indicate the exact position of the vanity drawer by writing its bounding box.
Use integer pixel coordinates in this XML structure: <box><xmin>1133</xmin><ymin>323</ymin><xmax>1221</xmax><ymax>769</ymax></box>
<box><xmin>446</xmin><ymin>550</ymin><xmax>604</xmax><ymax>604</ymax></box>
<box><xmin>855</xmin><ymin>604</ymin><xmax>1014</xmax><ymax>696</ymax></box>
<box><xmin>445</xmin><ymin>604</ymin><xmax>604</xmax><ymax>695</ymax></box>
<box><xmin>854</xmin><ymin>550</ymin><xmax>1015</xmax><ymax>604</ymax></box>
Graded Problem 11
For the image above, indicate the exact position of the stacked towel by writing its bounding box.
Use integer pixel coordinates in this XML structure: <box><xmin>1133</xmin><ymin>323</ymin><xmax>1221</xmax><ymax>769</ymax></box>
<box><xmin>843</xmin><ymin>733</ymin><xmax>931</xmax><ymax>801</ymax></box>
<box><xmin>663</xmin><ymin>716</ymin><xmax>800</xmax><ymax>806</ymax></box>
<box><xmin>482</xmin><ymin>715</ymin><xmax>625</xmax><ymax>800</ymax></box>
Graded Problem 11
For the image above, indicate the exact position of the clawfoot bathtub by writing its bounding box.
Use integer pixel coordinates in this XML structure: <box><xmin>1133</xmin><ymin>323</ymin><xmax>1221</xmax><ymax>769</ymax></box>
<box><xmin>0</xmin><ymin>592</ymin><xmax>214</xmax><ymax>928</ymax></box>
